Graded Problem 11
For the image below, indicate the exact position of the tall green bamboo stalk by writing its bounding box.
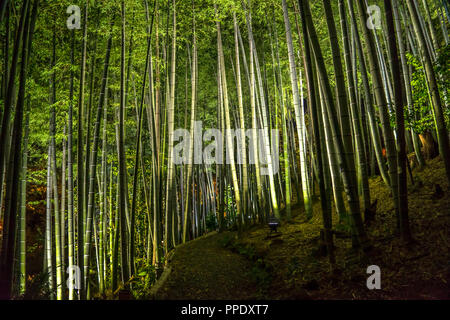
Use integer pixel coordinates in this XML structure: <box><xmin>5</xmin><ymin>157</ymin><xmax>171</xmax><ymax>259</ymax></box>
<box><xmin>83</xmin><ymin>22</ymin><xmax>113</xmax><ymax>293</ymax></box>
<box><xmin>49</xmin><ymin>32</ymin><xmax>62</xmax><ymax>300</ymax></box>
<box><xmin>347</xmin><ymin>0</ymin><xmax>390</xmax><ymax>187</ymax></box>
<box><xmin>118</xmin><ymin>0</ymin><xmax>130</xmax><ymax>289</ymax></box>
<box><xmin>164</xmin><ymin>0</ymin><xmax>177</xmax><ymax>253</ymax></box>
<box><xmin>392</xmin><ymin>0</ymin><xmax>425</xmax><ymax>168</ymax></box>
<box><xmin>233</xmin><ymin>11</ymin><xmax>249</xmax><ymax>225</ymax></box>
<box><xmin>282</xmin><ymin>0</ymin><xmax>311</xmax><ymax>219</ymax></box>
<box><xmin>385</xmin><ymin>0</ymin><xmax>412</xmax><ymax>242</ymax></box>
<box><xmin>337</xmin><ymin>0</ymin><xmax>371</xmax><ymax>212</ymax></box>
<box><xmin>355</xmin><ymin>0</ymin><xmax>400</xmax><ymax>226</ymax></box>
<box><xmin>67</xmin><ymin>29</ymin><xmax>75</xmax><ymax>300</ymax></box>
<box><xmin>18</xmin><ymin>105</ymin><xmax>30</xmax><ymax>296</ymax></box>
<box><xmin>301</xmin><ymin>0</ymin><xmax>370</xmax><ymax>249</ymax></box>
<box><xmin>183</xmin><ymin>8</ymin><xmax>197</xmax><ymax>243</ymax></box>
<box><xmin>77</xmin><ymin>2</ymin><xmax>89</xmax><ymax>298</ymax></box>
<box><xmin>215</xmin><ymin>4</ymin><xmax>243</xmax><ymax>229</ymax></box>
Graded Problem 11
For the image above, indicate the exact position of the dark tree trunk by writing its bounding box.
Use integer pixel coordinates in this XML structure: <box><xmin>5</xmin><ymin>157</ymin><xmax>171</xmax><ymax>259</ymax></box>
<box><xmin>385</xmin><ymin>0</ymin><xmax>412</xmax><ymax>242</ymax></box>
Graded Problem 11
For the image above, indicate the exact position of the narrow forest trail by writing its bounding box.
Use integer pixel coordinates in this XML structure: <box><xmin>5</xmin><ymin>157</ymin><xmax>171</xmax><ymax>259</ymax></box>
<box><xmin>155</xmin><ymin>232</ymin><xmax>262</xmax><ymax>300</ymax></box>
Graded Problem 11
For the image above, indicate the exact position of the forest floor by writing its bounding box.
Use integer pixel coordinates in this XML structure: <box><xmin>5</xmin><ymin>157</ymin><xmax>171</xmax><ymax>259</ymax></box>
<box><xmin>157</xmin><ymin>157</ymin><xmax>449</xmax><ymax>300</ymax></box>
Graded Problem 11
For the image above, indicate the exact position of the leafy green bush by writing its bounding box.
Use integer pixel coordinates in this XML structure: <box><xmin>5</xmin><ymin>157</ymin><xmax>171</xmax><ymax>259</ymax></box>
<box><xmin>130</xmin><ymin>259</ymin><xmax>157</xmax><ymax>299</ymax></box>
<box><xmin>406</xmin><ymin>45</ymin><xmax>450</xmax><ymax>134</ymax></box>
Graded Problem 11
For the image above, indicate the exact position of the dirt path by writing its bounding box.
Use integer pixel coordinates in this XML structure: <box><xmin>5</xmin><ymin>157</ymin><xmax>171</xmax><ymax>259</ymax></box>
<box><xmin>156</xmin><ymin>232</ymin><xmax>261</xmax><ymax>300</ymax></box>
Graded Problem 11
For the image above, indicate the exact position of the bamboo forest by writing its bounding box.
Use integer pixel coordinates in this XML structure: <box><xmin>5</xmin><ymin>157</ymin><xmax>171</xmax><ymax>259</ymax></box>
<box><xmin>0</xmin><ymin>0</ymin><xmax>449</xmax><ymax>302</ymax></box>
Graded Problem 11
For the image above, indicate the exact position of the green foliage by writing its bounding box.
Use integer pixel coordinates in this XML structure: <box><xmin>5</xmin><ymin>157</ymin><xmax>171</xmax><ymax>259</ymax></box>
<box><xmin>129</xmin><ymin>259</ymin><xmax>157</xmax><ymax>299</ymax></box>
<box><xmin>205</xmin><ymin>213</ymin><xmax>218</xmax><ymax>232</ymax></box>
<box><xmin>27</xmin><ymin>169</ymin><xmax>47</xmax><ymax>185</ymax></box>
<box><xmin>224</xmin><ymin>185</ymin><xmax>236</xmax><ymax>225</ymax></box>
<box><xmin>406</xmin><ymin>53</ymin><xmax>433</xmax><ymax>134</ymax></box>
<box><xmin>435</xmin><ymin>44</ymin><xmax>450</xmax><ymax>125</ymax></box>
<box><xmin>406</xmin><ymin>45</ymin><xmax>450</xmax><ymax>134</ymax></box>
<box><xmin>435</xmin><ymin>44</ymin><xmax>450</xmax><ymax>92</ymax></box>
